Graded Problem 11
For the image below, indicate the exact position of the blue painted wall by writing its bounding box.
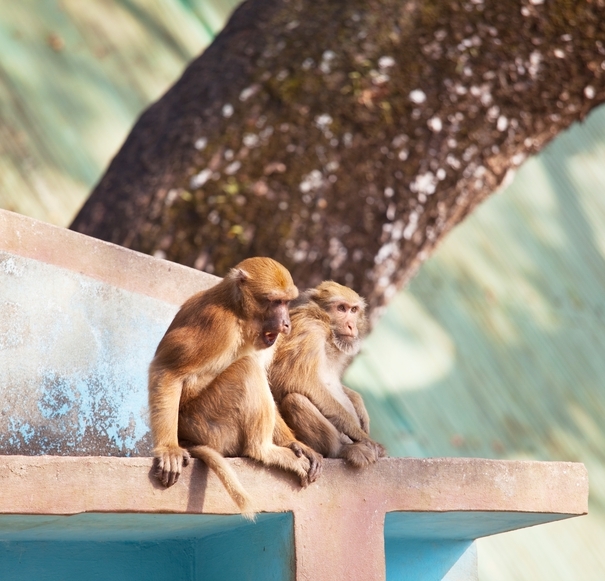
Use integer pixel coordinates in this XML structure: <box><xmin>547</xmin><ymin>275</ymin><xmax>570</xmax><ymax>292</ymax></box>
<box><xmin>193</xmin><ymin>518</ymin><xmax>294</xmax><ymax>581</ymax></box>
<box><xmin>0</xmin><ymin>513</ymin><xmax>294</xmax><ymax>581</ymax></box>
<box><xmin>0</xmin><ymin>251</ymin><xmax>177</xmax><ymax>456</ymax></box>
<box><xmin>382</xmin><ymin>511</ymin><xmax>575</xmax><ymax>581</ymax></box>
<box><xmin>385</xmin><ymin>539</ymin><xmax>475</xmax><ymax>581</ymax></box>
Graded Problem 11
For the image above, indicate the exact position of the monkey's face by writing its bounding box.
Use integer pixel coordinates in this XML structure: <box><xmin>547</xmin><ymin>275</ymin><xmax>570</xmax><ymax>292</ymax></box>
<box><xmin>327</xmin><ymin>300</ymin><xmax>364</xmax><ymax>354</ymax></box>
<box><xmin>260</xmin><ymin>299</ymin><xmax>292</xmax><ymax>347</ymax></box>
<box><xmin>234</xmin><ymin>257</ymin><xmax>297</xmax><ymax>350</ymax></box>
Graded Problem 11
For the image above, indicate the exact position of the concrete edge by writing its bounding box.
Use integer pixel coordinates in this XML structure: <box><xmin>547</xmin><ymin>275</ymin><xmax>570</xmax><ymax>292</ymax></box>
<box><xmin>0</xmin><ymin>209</ymin><xmax>218</xmax><ymax>305</ymax></box>
<box><xmin>0</xmin><ymin>456</ymin><xmax>588</xmax><ymax>518</ymax></box>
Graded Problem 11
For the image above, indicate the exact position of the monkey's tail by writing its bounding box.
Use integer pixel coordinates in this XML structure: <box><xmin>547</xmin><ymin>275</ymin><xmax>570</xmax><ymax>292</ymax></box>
<box><xmin>187</xmin><ymin>445</ymin><xmax>255</xmax><ymax>521</ymax></box>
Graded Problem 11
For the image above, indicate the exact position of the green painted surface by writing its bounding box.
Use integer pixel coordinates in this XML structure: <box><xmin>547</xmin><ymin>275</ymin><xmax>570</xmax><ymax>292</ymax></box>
<box><xmin>1</xmin><ymin>3</ymin><xmax>605</xmax><ymax>580</ymax></box>
<box><xmin>0</xmin><ymin>0</ymin><xmax>239</xmax><ymax>225</ymax></box>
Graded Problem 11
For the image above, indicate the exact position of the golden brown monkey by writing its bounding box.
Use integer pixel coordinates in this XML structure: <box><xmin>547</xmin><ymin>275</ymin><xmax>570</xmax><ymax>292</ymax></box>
<box><xmin>270</xmin><ymin>281</ymin><xmax>386</xmax><ymax>467</ymax></box>
<box><xmin>148</xmin><ymin>257</ymin><xmax>322</xmax><ymax>518</ymax></box>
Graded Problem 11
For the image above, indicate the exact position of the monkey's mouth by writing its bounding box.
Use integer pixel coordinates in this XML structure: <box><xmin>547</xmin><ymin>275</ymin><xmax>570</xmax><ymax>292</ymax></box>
<box><xmin>338</xmin><ymin>333</ymin><xmax>357</xmax><ymax>340</ymax></box>
<box><xmin>262</xmin><ymin>332</ymin><xmax>278</xmax><ymax>347</ymax></box>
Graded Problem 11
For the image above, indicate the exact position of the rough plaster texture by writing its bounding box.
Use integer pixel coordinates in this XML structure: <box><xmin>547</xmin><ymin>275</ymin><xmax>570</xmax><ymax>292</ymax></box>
<box><xmin>0</xmin><ymin>456</ymin><xmax>588</xmax><ymax>581</ymax></box>
<box><xmin>0</xmin><ymin>209</ymin><xmax>217</xmax><ymax>455</ymax></box>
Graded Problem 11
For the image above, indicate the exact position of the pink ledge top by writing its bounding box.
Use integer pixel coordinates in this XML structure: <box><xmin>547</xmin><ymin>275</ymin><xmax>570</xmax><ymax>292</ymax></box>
<box><xmin>0</xmin><ymin>455</ymin><xmax>588</xmax><ymax>581</ymax></box>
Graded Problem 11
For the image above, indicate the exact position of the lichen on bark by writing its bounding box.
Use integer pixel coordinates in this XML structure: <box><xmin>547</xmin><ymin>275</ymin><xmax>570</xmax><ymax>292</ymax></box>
<box><xmin>71</xmin><ymin>0</ymin><xmax>605</xmax><ymax>319</ymax></box>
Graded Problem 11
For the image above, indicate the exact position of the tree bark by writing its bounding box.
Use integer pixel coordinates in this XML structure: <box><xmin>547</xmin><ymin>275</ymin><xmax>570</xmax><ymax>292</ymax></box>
<box><xmin>71</xmin><ymin>0</ymin><xmax>605</xmax><ymax>320</ymax></box>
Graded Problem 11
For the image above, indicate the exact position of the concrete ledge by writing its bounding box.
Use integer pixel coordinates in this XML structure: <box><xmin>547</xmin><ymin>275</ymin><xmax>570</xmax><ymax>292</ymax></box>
<box><xmin>0</xmin><ymin>208</ymin><xmax>218</xmax><ymax>306</ymax></box>
<box><xmin>0</xmin><ymin>456</ymin><xmax>588</xmax><ymax>581</ymax></box>
<box><xmin>0</xmin><ymin>456</ymin><xmax>586</xmax><ymax>516</ymax></box>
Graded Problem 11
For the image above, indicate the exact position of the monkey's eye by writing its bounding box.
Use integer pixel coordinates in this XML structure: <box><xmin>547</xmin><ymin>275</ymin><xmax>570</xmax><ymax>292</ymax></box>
<box><xmin>351</xmin><ymin>306</ymin><xmax>358</xmax><ymax>313</ymax></box>
<box><xmin>337</xmin><ymin>304</ymin><xmax>346</xmax><ymax>312</ymax></box>
<box><xmin>272</xmin><ymin>299</ymin><xmax>289</xmax><ymax>307</ymax></box>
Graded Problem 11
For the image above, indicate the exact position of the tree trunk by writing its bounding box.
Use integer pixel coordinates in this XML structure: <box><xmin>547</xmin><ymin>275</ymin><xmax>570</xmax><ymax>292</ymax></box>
<box><xmin>71</xmin><ymin>0</ymin><xmax>605</xmax><ymax>320</ymax></box>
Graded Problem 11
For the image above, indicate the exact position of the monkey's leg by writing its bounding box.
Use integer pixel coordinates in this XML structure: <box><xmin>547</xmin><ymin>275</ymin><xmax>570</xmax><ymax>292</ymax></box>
<box><xmin>242</xmin><ymin>403</ymin><xmax>313</xmax><ymax>487</ymax></box>
<box><xmin>218</xmin><ymin>356</ymin><xmax>314</xmax><ymax>488</ymax></box>
<box><xmin>247</xmin><ymin>441</ymin><xmax>313</xmax><ymax>487</ymax></box>
<box><xmin>280</xmin><ymin>393</ymin><xmax>349</xmax><ymax>457</ymax></box>
<box><xmin>273</xmin><ymin>412</ymin><xmax>323</xmax><ymax>482</ymax></box>
<box><xmin>281</xmin><ymin>393</ymin><xmax>382</xmax><ymax>468</ymax></box>
<box><xmin>294</xmin><ymin>380</ymin><xmax>377</xmax><ymax>445</ymax></box>
<box><xmin>342</xmin><ymin>386</ymin><xmax>387</xmax><ymax>460</ymax></box>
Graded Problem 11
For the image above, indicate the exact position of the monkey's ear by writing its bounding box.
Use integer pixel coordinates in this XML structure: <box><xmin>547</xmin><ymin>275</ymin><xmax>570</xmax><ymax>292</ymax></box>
<box><xmin>227</xmin><ymin>268</ymin><xmax>250</xmax><ymax>285</ymax></box>
<box><xmin>293</xmin><ymin>288</ymin><xmax>318</xmax><ymax>307</ymax></box>
<box><xmin>305</xmin><ymin>288</ymin><xmax>319</xmax><ymax>299</ymax></box>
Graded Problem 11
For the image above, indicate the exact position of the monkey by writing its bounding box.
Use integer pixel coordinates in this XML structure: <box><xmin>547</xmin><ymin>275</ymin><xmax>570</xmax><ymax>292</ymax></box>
<box><xmin>148</xmin><ymin>257</ymin><xmax>322</xmax><ymax>518</ymax></box>
<box><xmin>269</xmin><ymin>281</ymin><xmax>386</xmax><ymax>468</ymax></box>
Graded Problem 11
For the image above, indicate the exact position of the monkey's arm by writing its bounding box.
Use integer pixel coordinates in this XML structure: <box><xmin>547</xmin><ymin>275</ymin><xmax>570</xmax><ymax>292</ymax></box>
<box><xmin>148</xmin><ymin>369</ymin><xmax>191</xmax><ymax>487</ymax></box>
<box><xmin>148</xmin><ymin>322</ymin><xmax>222</xmax><ymax>487</ymax></box>
<box><xmin>343</xmin><ymin>386</ymin><xmax>371</xmax><ymax>434</ymax></box>
<box><xmin>292</xmin><ymin>379</ymin><xmax>372</xmax><ymax>444</ymax></box>
<box><xmin>273</xmin><ymin>412</ymin><xmax>322</xmax><ymax>482</ymax></box>
<box><xmin>342</xmin><ymin>386</ymin><xmax>386</xmax><ymax>458</ymax></box>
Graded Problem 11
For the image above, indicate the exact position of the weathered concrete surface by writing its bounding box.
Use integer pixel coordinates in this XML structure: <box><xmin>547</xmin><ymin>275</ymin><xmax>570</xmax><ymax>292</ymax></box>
<box><xmin>0</xmin><ymin>209</ymin><xmax>218</xmax><ymax>455</ymax></box>
<box><xmin>0</xmin><ymin>209</ymin><xmax>219</xmax><ymax>304</ymax></box>
<box><xmin>0</xmin><ymin>456</ymin><xmax>588</xmax><ymax>581</ymax></box>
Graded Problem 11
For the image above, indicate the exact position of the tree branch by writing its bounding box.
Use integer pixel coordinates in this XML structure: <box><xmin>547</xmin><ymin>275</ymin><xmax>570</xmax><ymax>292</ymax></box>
<box><xmin>71</xmin><ymin>0</ymin><xmax>605</xmax><ymax>319</ymax></box>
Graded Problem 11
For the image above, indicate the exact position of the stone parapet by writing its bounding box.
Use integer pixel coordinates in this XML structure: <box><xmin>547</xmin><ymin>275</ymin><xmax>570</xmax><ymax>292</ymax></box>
<box><xmin>0</xmin><ymin>455</ymin><xmax>588</xmax><ymax>581</ymax></box>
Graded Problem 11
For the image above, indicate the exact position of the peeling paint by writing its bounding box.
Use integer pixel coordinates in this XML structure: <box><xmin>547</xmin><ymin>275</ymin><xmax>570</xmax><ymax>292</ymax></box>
<box><xmin>0</xmin><ymin>251</ymin><xmax>176</xmax><ymax>456</ymax></box>
<box><xmin>1</xmin><ymin>256</ymin><xmax>24</xmax><ymax>276</ymax></box>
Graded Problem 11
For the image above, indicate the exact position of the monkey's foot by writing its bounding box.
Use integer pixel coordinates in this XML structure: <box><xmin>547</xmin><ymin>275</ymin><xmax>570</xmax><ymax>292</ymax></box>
<box><xmin>288</xmin><ymin>441</ymin><xmax>323</xmax><ymax>483</ymax></box>
<box><xmin>375</xmin><ymin>441</ymin><xmax>387</xmax><ymax>458</ymax></box>
<box><xmin>342</xmin><ymin>440</ymin><xmax>380</xmax><ymax>468</ymax></box>
<box><xmin>294</xmin><ymin>454</ymin><xmax>314</xmax><ymax>487</ymax></box>
<box><xmin>153</xmin><ymin>446</ymin><xmax>191</xmax><ymax>487</ymax></box>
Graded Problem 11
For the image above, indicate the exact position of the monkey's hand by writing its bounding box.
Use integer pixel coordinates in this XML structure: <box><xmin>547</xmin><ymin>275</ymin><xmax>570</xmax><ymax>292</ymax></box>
<box><xmin>154</xmin><ymin>446</ymin><xmax>191</xmax><ymax>487</ymax></box>
<box><xmin>288</xmin><ymin>441</ymin><xmax>323</xmax><ymax>483</ymax></box>
<box><xmin>358</xmin><ymin>411</ymin><xmax>371</xmax><ymax>434</ymax></box>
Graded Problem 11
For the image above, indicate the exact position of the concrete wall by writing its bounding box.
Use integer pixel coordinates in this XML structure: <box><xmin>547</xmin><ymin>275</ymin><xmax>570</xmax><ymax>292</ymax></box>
<box><xmin>0</xmin><ymin>209</ymin><xmax>217</xmax><ymax>455</ymax></box>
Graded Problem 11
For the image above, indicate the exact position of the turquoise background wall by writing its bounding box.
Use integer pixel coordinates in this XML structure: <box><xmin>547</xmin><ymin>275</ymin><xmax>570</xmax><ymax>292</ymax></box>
<box><xmin>0</xmin><ymin>513</ymin><xmax>294</xmax><ymax>581</ymax></box>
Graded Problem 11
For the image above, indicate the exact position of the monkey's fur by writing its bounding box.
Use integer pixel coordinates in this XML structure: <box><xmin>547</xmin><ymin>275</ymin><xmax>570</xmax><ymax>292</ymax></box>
<box><xmin>270</xmin><ymin>281</ymin><xmax>385</xmax><ymax>467</ymax></box>
<box><xmin>149</xmin><ymin>257</ymin><xmax>321</xmax><ymax>519</ymax></box>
